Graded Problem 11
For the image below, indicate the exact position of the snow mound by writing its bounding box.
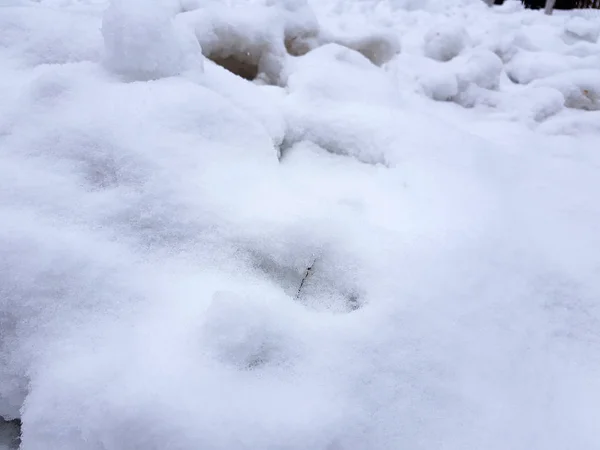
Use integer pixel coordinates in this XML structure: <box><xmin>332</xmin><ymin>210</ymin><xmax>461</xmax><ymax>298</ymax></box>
<box><xmin>506</xmin><ymin>50</ymin><xmax>580</xmax><ymax>85</ymax></box>
<box><xmin>505</xmin><ymin>86</ymin><xmax>565</xmax><ymax>123</ymax></box>
<box><xmin>102</xmin><ymin>0</ymin><xmax>203</xmax><ymax>80</ymax></box>
<box><xmin>423</xmin><ymin>23</ymin><xmax>469</xmax><ymax>62</ymax></box>
<box><xmin>271</xmin><ymin>0</ymin><xmax>321</xmax><ymax>56</ymax></box>
<box><xmin>420</xmin><ymin>65</ymin><xmax>460</xmax><ymax>101</ymax></box>
<box><xmin>564</xmin><ymin>16</ymin><xmax>600</xmax><ymax>44</ymax></box>
<box><xmin>179</xmin><ymin>0</ymin><xmax>398</xmax><ymax>84</ymax></box>
<box><xmin>404</xmin><ymin>49</ymin><xmax>502</xmax><ymax>106</ymax></box>
<box><xmin>201</xmin><ymin>62</ymin><xmax>286</xmax><ymax>147</ymax></box>
<box><xmin>332</xmin><ymin>31</ymin><xmax>401</xmax><ymax>66</ymax></box>
<box><xmin>489</xmin><ymin>32</ymin><xmax>536</xmax><ymax>64</ymax></box>
<box><xmin>283</xmin><ymin>44</ymin><xmax>402</xmax><ymax>164</ymax></box>
<box><xmin>532</xmin><ymin>70</ymin><xmax>600</xmax><ymax>111</ymax></box>
<box><xmin>179</xmin><ymin>4</ymin><xmax>288</xmax><ymax>83</ymax></box>
<box><xmin>454</xmin><ymin>49</ymin><xmax>503</xmax><ymax>91</ymax></box>
<box><xmin>287</xmin><ymin>44</ymin><xmax>399</xmax><ymax>106</ymax></box>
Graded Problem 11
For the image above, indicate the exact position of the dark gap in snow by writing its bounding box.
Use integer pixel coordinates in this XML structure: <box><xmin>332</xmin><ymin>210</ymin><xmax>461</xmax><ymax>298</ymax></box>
<box><xmin>208</xmin><ymin>55</ymin><xmax>259</xmax><ymax>81</ymax></box>
<box><xmin>285</xmin><ymin>37</ymin><xmax>313</xmax><ymax>57</ymax></box>
<box><xmin>0</xmin><ymin>417</ymin><xmax>21</xmax><ymax>450</ymax></box>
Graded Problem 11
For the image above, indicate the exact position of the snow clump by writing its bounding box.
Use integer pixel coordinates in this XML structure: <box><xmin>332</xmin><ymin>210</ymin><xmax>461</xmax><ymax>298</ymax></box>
<box><xmin>102</xmin><ymin>0</ymin><xmax>203</xmax><ymax>80</ymax></box>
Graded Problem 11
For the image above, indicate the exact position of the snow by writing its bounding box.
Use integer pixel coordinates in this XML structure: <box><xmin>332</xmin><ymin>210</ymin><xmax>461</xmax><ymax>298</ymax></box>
<box><xmin>102</xmin><ymin>0</ymin><xmax>203</xmax><ymax>80</ymax></box>
<box><xmin>0</xmin><ymin>6</ymin><xmax>103</xmax><ymax>66</ymax></box>
<box><xmin>423</xmin><ymin>23</ymin><xmax>469</xmax><ymax>62</ymax></box>
<box><xmin>0</xmin><ymin>419</ymin><xmax>19</xmax><ymax>450</ymax></box>
<box><xmin>179</xmin><ymin>4</ymin><xmax>288</xmax><ymax>84</ymax></box>
<box><xmin>1</xmin><ymin>0</ymin><xmax>600</xmax><ymax>449</ymax></box>
<box><xmin>564</xmin><ymin>16</ymin><xmax>600</xmax><ymax>43</ymax></box>
<box><xmin>531</xmin><ymin>69</ymin><xmax>600</xmax><ymax>110</ymax></box>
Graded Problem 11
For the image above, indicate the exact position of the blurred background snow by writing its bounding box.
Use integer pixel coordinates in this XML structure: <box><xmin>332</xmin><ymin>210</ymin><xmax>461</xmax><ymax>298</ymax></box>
<box><xmin>1</xmin><ymin>0</ymin><xmax>600</xmax><ymax>449</ymax></box>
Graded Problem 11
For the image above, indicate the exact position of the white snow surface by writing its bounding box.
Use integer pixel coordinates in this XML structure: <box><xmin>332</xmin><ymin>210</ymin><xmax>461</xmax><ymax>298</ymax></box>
<box><xmin>1</xmin><ymin>0</ymin><xmax>600</xmax><ymax>449</ymax></box>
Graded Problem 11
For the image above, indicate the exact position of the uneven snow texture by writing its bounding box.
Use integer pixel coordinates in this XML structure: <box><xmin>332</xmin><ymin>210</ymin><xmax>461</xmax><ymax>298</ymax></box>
<box><xmin>1</xmin><ymin>0</ymin><xmax>600</xmax><ymax>449</ymax></box>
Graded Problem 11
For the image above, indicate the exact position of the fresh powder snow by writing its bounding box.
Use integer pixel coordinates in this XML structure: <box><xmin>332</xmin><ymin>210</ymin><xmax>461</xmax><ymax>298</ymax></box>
<box><xmin>1</xmin><ymin>0</ymin><xmax>599</xmax><ymax>449</ymax></box>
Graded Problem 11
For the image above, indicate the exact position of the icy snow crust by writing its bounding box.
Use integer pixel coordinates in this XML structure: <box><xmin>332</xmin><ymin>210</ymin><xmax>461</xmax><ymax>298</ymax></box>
<box><xmin>1</xmin><ymin>0</ymin><xmax>600</xmax><ymax>449</ymax></box>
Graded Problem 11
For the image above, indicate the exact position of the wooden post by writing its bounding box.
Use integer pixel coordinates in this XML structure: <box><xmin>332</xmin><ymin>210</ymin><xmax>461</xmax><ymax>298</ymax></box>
<box><xmin>545</xmin><ymin>0</ymin><xmax>557</xmax><ymax>14</ymax></box>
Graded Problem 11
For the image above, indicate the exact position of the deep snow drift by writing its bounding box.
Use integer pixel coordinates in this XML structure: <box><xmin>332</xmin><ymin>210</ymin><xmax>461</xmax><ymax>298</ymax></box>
<box><xmin>1</xmin><ymin>0</ymin><xmax>600</xmax><ymax>449</ymax></box>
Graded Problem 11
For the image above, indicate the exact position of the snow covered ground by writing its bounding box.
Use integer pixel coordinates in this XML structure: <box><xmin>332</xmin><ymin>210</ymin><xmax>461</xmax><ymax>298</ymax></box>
<box><xmin>1</xmin><ymin>0</ymin><xmax>600</xmax><ymax>448</ymax></box>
